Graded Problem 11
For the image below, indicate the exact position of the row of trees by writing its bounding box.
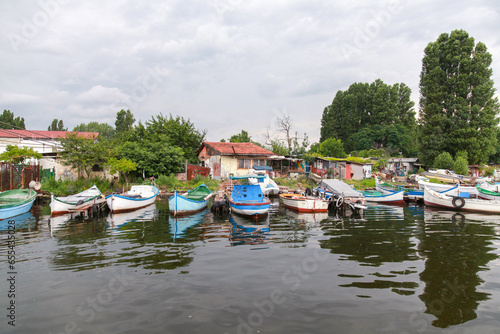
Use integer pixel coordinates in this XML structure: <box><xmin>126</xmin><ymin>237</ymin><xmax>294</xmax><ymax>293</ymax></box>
<box><xmin>320</xmin><ymin>29</ymin><xmax>500</xmax><ymax>169</ymax></box>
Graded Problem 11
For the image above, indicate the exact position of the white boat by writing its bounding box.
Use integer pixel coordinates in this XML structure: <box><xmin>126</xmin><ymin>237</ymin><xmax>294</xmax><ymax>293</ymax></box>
<box><xmin>279</xmin><ymin>193</ymin><xmax>330</xmax><ymax>213</ymax></box>
<box><xmin>423</xmin><ymin>186</ymin><xmax>500</xmax><ymax>213</ymax></box>
<box><xmin>50</xmin><ymin>185</ymin><xmax>102</xmax><ymax>216</ymax></box>
<box><xmin>106</xmin><ymin>185</ymin><xmax>159</xmax><ymax>213</ymax></box>
<box><xmin>418</xmin><ymin>179</ymin><xmax>479</xmax><ymax>196</ymax></box>
<box><xmin>361</xmin><ymin>190</ymin><xmax>406</xmax><ymax>205</ymax></box>
<box><xmin>248</xmin><ymin>166</ymin><xmax>280</xmax><ymax>196</ymax></box>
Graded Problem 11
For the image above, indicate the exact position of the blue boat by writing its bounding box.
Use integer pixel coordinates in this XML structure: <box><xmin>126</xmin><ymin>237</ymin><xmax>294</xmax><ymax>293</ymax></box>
<box><xmin>168</xmin><ymin>183</ymin><xmax>213</xmax><ymax>216</ymax></box>
<box><xmin>229</xmin><ymin>175</ymin><xmax>271</xmax><ymax>216</ymax></box>
<box><xmin>0</xmin><ymin>189</ymin><xmax>37</xmax><ymax>220</ymax></box>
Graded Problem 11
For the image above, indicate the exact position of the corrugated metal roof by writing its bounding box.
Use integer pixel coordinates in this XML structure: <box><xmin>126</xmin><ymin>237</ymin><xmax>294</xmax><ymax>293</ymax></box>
<box><xmin>319</xmin><ymin>179</ymin><xmax>365</xmax><ymax>198</ymax></box>
<box><xmin>202</xmin><ymin>142</ymin><xmax>275</xmax><ymax>156</ymax></box>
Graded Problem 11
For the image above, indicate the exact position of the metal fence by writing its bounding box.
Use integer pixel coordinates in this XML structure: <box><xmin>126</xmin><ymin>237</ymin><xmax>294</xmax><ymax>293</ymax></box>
<box><xmin>0</xmin><ymin>162</ymin><xmax>40</xmax><ymax>191</ymax></box>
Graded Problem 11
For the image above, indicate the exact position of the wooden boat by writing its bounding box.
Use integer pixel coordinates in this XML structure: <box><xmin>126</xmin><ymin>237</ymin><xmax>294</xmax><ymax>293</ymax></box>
<box><xmin>360</xmin><ymin>190</ymin><xmax>406</xmax><ymax>205</ymax></box>
<box><xmin>228</xmin><ymin>175</ymin><xmax>271</xmax><ymax>216</ymax></box>
<box><xmin>418</xmin><ymin>178</ymin><xmax>479</xmax><ymax>195</ymax></box>
<box><xmin>169</xmin><ymin>182</ymin><xmax>213</xmax><ymax>216</ymax></box>
<box><xmin>476</xmin><ymin>183</ymin><xmax>500</xmax><ymax>200</ymax></box>
<box><xmin>375</xmin><ymin>176</ymin><xmax>400</xmax><ymax>194</ymax></box>
<box><xmin>0</xmin><ymin>189</ymin><xmax>37</xmax><ymax>219</ymax></box>
<box><xmin>106</xmin><ymin>185</ymin><xmax>159</xmax><ymax>213</ymax></box>
<box><xmin>423</xmin><ymin>186</ymin><xmax>500</xmax><ymax>213</ymax></box>
<box><xmin>279</xmin><ymin>193</ymin><xmax>330</xmax><ymax>212</ymax></box>
<box><xmin>50</xmin><ymin>185</ymin><xmax>102</xmax><ymax>216</ymax></box>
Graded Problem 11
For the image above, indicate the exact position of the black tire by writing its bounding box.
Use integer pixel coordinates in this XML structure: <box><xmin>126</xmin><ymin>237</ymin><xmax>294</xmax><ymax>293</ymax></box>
<box><xmin>336</xmin><ymin>197</ymin><xmax>344</xmax><ymax>208</ymax></box>
<box><xmin>452</xmin><ymin>197</ymin><xmax>465</xmax><ymax>209</ymax></box>
<box><xmin>305</xmin><ymin>188</ymin><xmax>312</xmax><ymax>196</ymax></box>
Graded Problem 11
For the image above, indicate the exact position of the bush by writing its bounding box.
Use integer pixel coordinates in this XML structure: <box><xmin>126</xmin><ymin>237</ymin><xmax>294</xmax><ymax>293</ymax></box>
<box><xmin>453</xmin><ymin>156</ymin><xmax>469</xmax><ymax>176</ymax></box>
<box><xmin>434</xmin><ymin>152</ymin><xmax>454</xmax><ymax>170</ymax></box>
<box><xmin>41</xmin><ymin>177</ymin><xmax>113</xmax><ymax>196</ymax></box>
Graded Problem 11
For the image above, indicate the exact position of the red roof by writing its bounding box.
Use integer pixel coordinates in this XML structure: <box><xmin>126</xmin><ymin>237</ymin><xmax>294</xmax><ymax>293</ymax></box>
<box><xmin>201</xmin><ymin>142</ymin><xmax>275</xmax><ymax>156</ymax></box>
<box><xmin>0</xmin><ymin>129</ymin><xmax>98</xmax><ymax>139</ymax></box>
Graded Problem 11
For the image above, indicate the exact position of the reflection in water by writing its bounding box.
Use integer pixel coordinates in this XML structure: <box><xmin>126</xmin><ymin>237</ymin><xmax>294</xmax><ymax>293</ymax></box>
<box><xmin>417</xmin><ymin>208</ymin><xmax>498</xmax><ymax>328</ymax></box>
<box><xmin>0</xmin><ymin>211</ymin><xmax>38</xmax><ymax>231</ymax></box>
<box><xmin>169</xmin><ymin>207</ymin><xmax>209</xmax><ymax>241</ymax></box>
<box><xmin>107</xmin><ymin>203</ymin><xmax>158</xmax><ymax>232</ymax></box>
<box><xmin>229</xmin><ymin>213</ymin><xmax>270</xmax><ymax>247</ymax></box>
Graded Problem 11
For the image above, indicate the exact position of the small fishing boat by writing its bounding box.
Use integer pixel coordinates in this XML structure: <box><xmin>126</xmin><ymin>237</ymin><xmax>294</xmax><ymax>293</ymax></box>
<box><xmin>476</xmin><ymin>183</ymin><xmax>500</xmax><ymax>200</ymax></box>
<box><xmin>423</xmin><ymin>186</ymin><xmax>500</xmax><ymax>213</ymax></box>
<box><xmin>169</xmin><ymin>182</ymin><xmax>213</xmax><ymax>216</ymax></box>
<box><xmin>50</xmin><ymin>185</ymin><xmax>102</xmax><ymax>216</ymax></box>
<box><xmin>0</xmin><ymin>189</ymin><xmax>37</xmax><ymax>220</ymax></box>
<box><xmin>279</xmin><ymin>193</ymin><xmax>330</xmax><ymax>212</ymax></box>
<box><xmin>228</xmin><ymin>175</ymin><xmax>271</xmax><ymax>216</ymax></box>
<box><xmin>360</xmin><ymin>190</ymin><xmax>406</xmax><ymax>205</ymax></box>
<box><xmin>418</xmin><ymin>178</ymin><xmax>479</xmax><ymax>195</ymax></box>
<box><xmin>106</xmin><ymin>185</ymin><xmax>159</xmax><ymax>213</ymax></box>
<box><xmin>375</xmin><ymin>176</ymin><xmax>423</xmax><ymax>201</ymax></box>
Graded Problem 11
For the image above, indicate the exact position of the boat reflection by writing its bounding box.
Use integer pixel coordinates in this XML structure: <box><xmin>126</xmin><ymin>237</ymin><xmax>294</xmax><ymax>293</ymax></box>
<box><xmin>169</xmin><ymin>207</ymin><xmax>210</xmax><ymax>241</ymax></box>
<box><xmin>107</xmin><ymin>203</ymin><xmax>158</xmax><ymax>233</ymax></box>
<box><xmin>283</xmin><ymin>208</ymin><xmax>328</xmax><ymax>227</ymax></box>
<box><xmin>229</xmin><ymin>213</ymin><xmax>270</xmax><ymax>247</ymax></box>
<box><xmin>0</xmin><ymin>211</ymin><xmax>37</xmax><ymax>231</ymax></box>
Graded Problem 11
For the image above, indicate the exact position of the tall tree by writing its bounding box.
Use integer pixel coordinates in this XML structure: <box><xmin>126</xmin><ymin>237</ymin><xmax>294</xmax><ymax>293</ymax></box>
<box><xmin>115</xmin><ymin>109</ymin><xmax>135</xmax><ymax>133</ymax></box>
<box><xmin>320</xmin><ymin>80</ymin><xmax>416</xmax><ymax>154</ymax></box>
<box><xmin>0</xmin><ymin>110</ymin><xmax>25</xmax><ymax>129</ymax></box>
<box><xmin>59</xmin><ymin>133</ymin><xmax>108</xmax><ymax>179</ymax></box>
<box><xmin>418</xmin><ymin>29</ymin><xmax>500</xmax><ymax>165</ymax></box>
<box><xmin>73</xmin><ymin>122</ymin><xmax>115</xmax><ymax>140</ymax></box>
<box><xmin>48</xmin><ymin>119</ymin><xmax>67</xmax><ymax>131</ymax></box>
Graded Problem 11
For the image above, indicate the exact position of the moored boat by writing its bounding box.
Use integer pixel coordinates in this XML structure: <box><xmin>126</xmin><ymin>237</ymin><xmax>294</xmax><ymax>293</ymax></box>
<box><xmin>248</xmin><ymin>166</ymin><xmax>280</xmax><ymax>196</ymax></box>
<box><xmin>50</xmin><ymin>185</ymin><xmax>102</xmax><ymax>216</ymax></box>
<box><xmin>228</xmin><ymin>175</ymin><xmax>271</xmax><ymax>216</ymax></box>
<box><xmin>106</xmin><ymin>185</ymin><xmax>159</xmax><ymax>213</ymax></box>
<box><xmin>279</xmin><ymin>193</ymin><xmax>330</xmax><ymax>212</ymax></box>
<box><xmin>360</xmin><ymin>190</ymin><xmax>406</xmax><ymax>205</ymax></box>
<box><xmin>476</xmin><ymin>183</ymin><xmax>500</xmax><ymax>200</ymax></box>
<box><xmin>418</xmin><ymin>178</ymin><xmax>479</xmax><ymax>195</ymax></box>
<box><xmin>423</xmin><ymin>186</ymin><xmax>500</xmax><ymax>213</ymax></box>
<box><xmin>0</xmin><ymin>189</ymin><xmax>37</xmax><ymax>220</ymax></box>
<box><xmin>169</xmin><ymin>182</ymin><xmax>213</xmax><ymax>216</ymax></box>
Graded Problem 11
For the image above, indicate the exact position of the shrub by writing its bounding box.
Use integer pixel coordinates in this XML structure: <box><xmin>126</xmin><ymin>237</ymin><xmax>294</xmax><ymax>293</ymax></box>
<box><xmin>434</xmin><ymin>152</ymin><xmax>454</xmax><ymax>170</ymax></box>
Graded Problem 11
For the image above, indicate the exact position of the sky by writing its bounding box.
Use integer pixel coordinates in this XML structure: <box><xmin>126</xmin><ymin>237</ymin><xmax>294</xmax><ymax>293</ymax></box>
<box><xmin>1</xmin><ymin>0</ymin><xmax>499</xmax><ymax>145</ymax></box>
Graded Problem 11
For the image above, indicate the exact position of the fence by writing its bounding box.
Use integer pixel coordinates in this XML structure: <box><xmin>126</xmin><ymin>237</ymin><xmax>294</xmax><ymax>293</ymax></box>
<box><xmin>0</xmin><ymin>162</ymin><xmax>41</xmax><ymax>191</ymax></box>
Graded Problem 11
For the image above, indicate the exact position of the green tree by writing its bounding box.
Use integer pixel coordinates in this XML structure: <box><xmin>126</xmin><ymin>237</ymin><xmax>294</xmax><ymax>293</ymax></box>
<box><xmin>73</xmin><ymin>122</ymin><xmax>115</xmax><ymax>140</ymax></box>
<box><xmin>319</xmin><ymin>138</ymin><xmax>346</xmax><ymax>158</ymax></box>
<box><xmin>115</xmin><ymin>109</ymin><xmax>135</xmax><ymax>133</ymax></box>
<box><xmin>418</xmin><ymin>29</ymin><xmax>500</xmax><ymax>165</ymax></box>
<box><xmin>321</xmin><ymin>80</ymin><xmax>416</xmax><ymax>154</ymax></box>
<box><xmin>0</xmin><ymin>145</ymin><xmax>42</xmax><ymax>163</ymax></box>
<box><xmin>229</xmin><ymin>130</ymin><xmax>251</xmax><ymax>142</ymax></box>
<box><xmin>434</xmin><ymin>152</ymin><xmax>454</xmax><ymax>170</ymax></box>
<box><xmin>107</xmin><ymin>157</ymin><xmax>137</xmax><ymax>183</ymax></box>
<box><xmin>0</xmin><ymin>110</ymin><xmax>25</xmax><ymax>129</ymax></box>
<box><xmin>453</xmin><ymin>156</ymin><xmax>469</xmax><ymax>176</ymax></box>
<box><xmin>269</xmin><ymin>140</ymin><xmax>288</xmax><ymax>156</ymax></box>
<box><xmin>59</xmin><ymin>133</ymin><xmax>108</xmax><ymax>179</ymax></box>
<box><xmin>48</xmin><ymin>119</ymin><xmax>67</xmax><ymax>131</ymax></box>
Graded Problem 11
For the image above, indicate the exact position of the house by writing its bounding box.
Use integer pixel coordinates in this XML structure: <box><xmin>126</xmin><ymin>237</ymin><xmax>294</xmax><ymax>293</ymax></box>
<box><xmin>0</xmin><ymin>129</ymin><xmax>101</xmax><ymax>180</ymax></box>
<box><xmin>197</xmin><ymin>142</ymin><xmax>275</xmax><ymax>180</ymax></box>
<box><xmin>386</xmin><ymin>157</ymin><xmax>421</xmax><ymax>176</ymax></box>
<box><xmin>310</xmin><ymin>157</ymin><xmax>372</xmax><ymax>180</ymax></box>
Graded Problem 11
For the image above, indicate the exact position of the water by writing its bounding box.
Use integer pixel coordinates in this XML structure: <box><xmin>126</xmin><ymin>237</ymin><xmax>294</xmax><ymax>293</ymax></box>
<box><xmin>1</xmin><ymin>198</ymin><xmax>500</xmax><ymax>334</ymax></box>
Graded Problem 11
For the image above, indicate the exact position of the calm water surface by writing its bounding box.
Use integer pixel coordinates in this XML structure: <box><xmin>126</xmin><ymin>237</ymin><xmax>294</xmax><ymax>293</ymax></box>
<box><xmin>1</xmin><ymin>198</ymin><xmax>500</xmax><ymax>334</ymax></box>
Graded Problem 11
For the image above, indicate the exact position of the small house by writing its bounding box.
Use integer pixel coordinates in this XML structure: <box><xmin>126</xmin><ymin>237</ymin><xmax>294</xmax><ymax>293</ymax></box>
<box><xmin>386</xmin><ymin>157</ymin><xmax>421</xmax><ymax>176</ymax></box>
<box><xmin>310</xmin><ymin>157</ymin><xmax>372</xmax><ymax>180</ymax></box>
<box><xmin>197</xmin><ymin>142</ymin><xmax>275</xmax><ymax>180</ymax></box>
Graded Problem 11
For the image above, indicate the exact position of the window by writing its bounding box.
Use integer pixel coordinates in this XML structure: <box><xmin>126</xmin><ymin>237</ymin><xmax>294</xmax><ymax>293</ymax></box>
<box><xmin>253</xmin><ymin>159</ymin><xmax>266</xmax><ymax>166</ymax></box>
<box><xmin>238</xmin><ymin>158</ymin><xmax>251</xmax><ymax>169</ymax></box>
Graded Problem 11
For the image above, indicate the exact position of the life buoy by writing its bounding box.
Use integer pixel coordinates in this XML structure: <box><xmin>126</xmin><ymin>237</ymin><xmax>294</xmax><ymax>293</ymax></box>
<box><xmin>452</xmin><ymin>197</ymin><xmax>465</xmax><ymax>209</ymax></box>
<box><xmin>336</xmin><ymin>197</ymin><xmax>344</xmax><ymax>208</ymax></box>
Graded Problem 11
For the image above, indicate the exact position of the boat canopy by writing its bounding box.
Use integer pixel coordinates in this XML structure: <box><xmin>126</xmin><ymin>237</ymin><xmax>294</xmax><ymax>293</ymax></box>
<box><xmin>231</xmin><ymin>175</ymin><xmax>266</xmax><ymax>180</ymax></box>
<box><xmin>319</xmin><ymin>179</ymin><xmax>364</xmax><ymax>198</ymax></box>
<box><xmin>252</xmin><ymin>165</ymin><xmax>273</xmax><ymax>171</ymax></box>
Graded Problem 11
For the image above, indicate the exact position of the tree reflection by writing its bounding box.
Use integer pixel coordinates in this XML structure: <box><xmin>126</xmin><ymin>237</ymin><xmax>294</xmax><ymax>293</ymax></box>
<box><xmin>417</xmin><ymin>210</ymin><xmax>498</xmax><ymax>327</ymax></box>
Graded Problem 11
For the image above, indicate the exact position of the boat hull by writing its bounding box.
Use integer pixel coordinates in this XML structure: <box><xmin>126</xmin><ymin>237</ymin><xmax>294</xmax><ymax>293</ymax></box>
<box><xmin>362</xmin><ymin>190</ymin><xmax>406</xmax><ymax>206</ymax></box>
<box><xmin>228</xmin><ymin>198</ymin><xmax>271</xmax><ymax>216</ymax></box>
<box><xmin>106</xmin><ymin>185</ymin><xmax>159</xmax><ymax>213</ymax></box>
<box><xmin>423</xmin><ymin>186</ymin><xmax>500</xmax><ymax>213</ymax></box>
<box><xmin>169</xmin><ymin>192</ymin><xmax>211</xmax><ymax>216</ymax></box>
<box><xmin>418</xmin><ymin>180</ymin><xmax>478</xmax><ymax>195</ymax></box>
<box><xmin>0</xmin><ymin>189</ymin><xmax>37</xmax><ymax>220</ymax></box>
<box><xmin>280</xmin><ymin>194</ymin><xmax>329</xmax><ymax>213</ymax></box>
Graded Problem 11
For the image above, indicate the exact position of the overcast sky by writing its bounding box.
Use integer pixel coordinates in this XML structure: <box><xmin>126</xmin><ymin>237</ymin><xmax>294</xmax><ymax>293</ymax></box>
<box><xmin>1</xmin><ymin>0</ymin><xmax>499</xmax><ymax>144</ymax></box>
